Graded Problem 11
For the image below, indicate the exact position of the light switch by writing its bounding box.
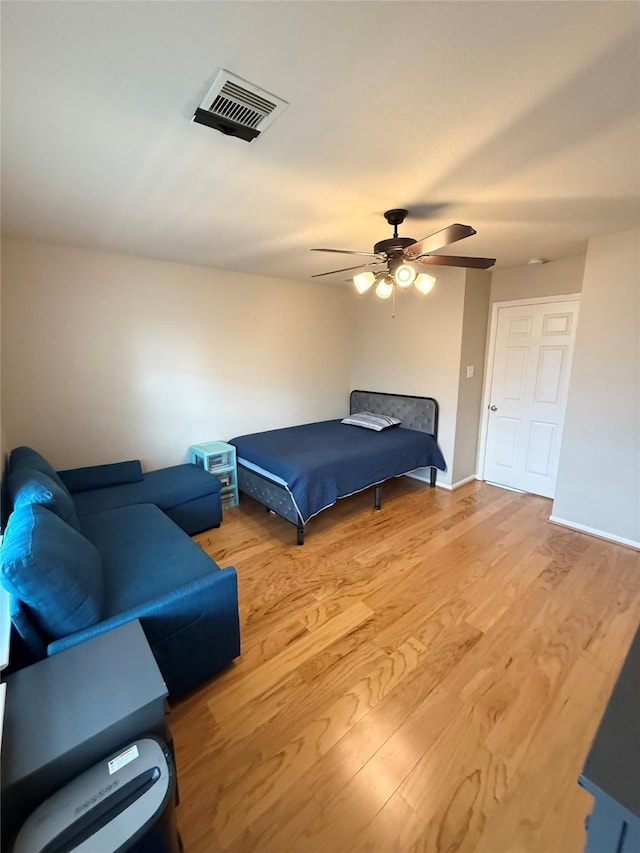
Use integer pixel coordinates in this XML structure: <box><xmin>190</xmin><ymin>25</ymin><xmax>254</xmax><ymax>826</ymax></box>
<box><xmin>466</xmin><ymin>365</ymin><xmax>475</xmax><ymax>378</ymax></box>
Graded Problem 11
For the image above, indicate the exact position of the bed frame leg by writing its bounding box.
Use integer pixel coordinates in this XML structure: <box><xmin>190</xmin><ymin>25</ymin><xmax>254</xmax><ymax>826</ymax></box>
<box><xmin>297</xmin><ymin>522</ymin><xmax>305</xmax><ymax>546</ymax></box>
<box><xmin>374</xmin><ymin>484</ymin><xmax>381</xmax><ymax>511</ymax></box>
<box><xmin>430</xmin><ymin>467</ymin><xmax>437</xmax><ymax>487</ymax></box>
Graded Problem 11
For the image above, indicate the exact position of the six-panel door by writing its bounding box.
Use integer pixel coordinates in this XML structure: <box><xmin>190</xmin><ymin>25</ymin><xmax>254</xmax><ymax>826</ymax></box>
<box><xmin>483</xmin><ymin>299</ymin><xmax>580</xmax><ymax>498</ymax></box>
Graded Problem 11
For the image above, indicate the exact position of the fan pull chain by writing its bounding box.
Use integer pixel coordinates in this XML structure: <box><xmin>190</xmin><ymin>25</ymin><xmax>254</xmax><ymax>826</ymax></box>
<box><xmin>392</xmin><ymin>283</ymin><xmax>396</xmax><ymax>319</ymax></box>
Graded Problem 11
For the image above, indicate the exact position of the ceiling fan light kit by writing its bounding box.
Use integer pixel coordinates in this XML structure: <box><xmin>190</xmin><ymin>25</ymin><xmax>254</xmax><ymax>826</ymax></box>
<box><xmin>311</xmin><ymin>208</ymin><xmax>495</xmax><ymax>302</ymax></box>
<box><xmin>415</xmin><ymin>272</ymin><xmax>436</xmax><ymax>295</ymax></box>
<box><xmin>393</xmin><ymin>262</ymin><xmax>418</xmax><ymax>287</ymax></box>
<box><xmin>353</xmin><ymin>271</ymin><xmax>376</xmax><ymax>294</ymax></box>
<box><xmin>375</xmin><ymin>276</ymin><xmax>394</xmax><ymax>299</ymax></box>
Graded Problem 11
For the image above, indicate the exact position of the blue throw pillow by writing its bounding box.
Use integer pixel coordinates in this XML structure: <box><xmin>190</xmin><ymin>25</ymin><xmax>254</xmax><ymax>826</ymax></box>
<box><xmin>9</xmin><ymin>446</ymin><xmax>70</xmax><ymax>495</ymax></box>
<box><xmin>58</xmin><ymin>460</ymin><xmax>144</xmax><ymax>493</ymax></box>
<box><xmin>0</xmin><ymin>504</ymin><xmax>103</xmax><ymax>640</ymax></box>
<box><xmin>8</xmin><ymin>468</ymin><xmax>81</xmax><ymax>531</ymax></box>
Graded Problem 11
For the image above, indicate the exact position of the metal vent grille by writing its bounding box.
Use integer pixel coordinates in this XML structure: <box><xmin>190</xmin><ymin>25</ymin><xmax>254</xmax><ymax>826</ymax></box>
<box><xmin>194</xmin><ymin>69</ymin><xmax>288</xmax><ymax>141</ymax></box>
<box><xmin>210</xmin><ymin>81</ymin><xmax>277</xmax><ymax>129</ymax></box>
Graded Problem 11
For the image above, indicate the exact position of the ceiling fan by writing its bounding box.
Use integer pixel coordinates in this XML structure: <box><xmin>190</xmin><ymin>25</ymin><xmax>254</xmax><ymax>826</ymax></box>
<box><xmin>311</xmin><ymin>209</ymin><xmax>496</xmax><ymax>299</ymax></box>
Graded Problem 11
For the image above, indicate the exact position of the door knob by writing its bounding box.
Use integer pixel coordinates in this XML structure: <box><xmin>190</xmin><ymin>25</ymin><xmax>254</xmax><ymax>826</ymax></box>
<box><xmin>489</xmin><ymin>405</ymin><xmax>498</xmax><ymax>411</ymax></box>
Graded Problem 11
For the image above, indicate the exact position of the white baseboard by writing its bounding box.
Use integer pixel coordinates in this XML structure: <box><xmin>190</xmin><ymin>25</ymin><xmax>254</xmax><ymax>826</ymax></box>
<box><xmin>405</xmin><ymin>470</ymin><xmax>432</xmax><ymax>485</ymax></box>
<box><xmin>439</xmin><ymin>474</ymin><xmax>478</xmax><ymax>491</ymax></box>
<box><xmin>484</xmin><ymin>480</ymin><xmax>527</xmax><ymax>494</ymax></box>
<box><xmin>548</xmin><ymin>515</ymin><xmax>640</xmax><ymax>551</ymax></box>
<box><xmin>405</xmin><ymin>472</ymin><xmax>477</xmax><ymax>491</ymax></box>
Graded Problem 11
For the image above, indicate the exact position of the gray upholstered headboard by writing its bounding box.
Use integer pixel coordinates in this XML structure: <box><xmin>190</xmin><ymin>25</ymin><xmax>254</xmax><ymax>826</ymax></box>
<box><xmin>349</xmin><ymin>390</ymin><xmax>439</xmax><ymax>438</ymax></box>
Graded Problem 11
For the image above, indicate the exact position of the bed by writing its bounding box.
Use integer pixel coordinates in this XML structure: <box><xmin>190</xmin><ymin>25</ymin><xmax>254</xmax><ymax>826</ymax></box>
<box><xmin>229</xmin><ymin>390</ymin><xmax>446</xmax><ymax>545</ymax></box>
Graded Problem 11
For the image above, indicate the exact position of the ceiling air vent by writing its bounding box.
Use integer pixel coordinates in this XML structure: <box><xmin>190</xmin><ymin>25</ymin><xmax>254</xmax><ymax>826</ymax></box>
<box><xmin>193</xmin><ymin>69</ymin><xmax>288</xmax><ymax>142</ymax></box>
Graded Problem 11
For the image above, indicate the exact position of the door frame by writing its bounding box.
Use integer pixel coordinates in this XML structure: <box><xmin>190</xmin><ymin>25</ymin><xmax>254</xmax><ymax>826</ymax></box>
<box><xmin>476</xmin><ymin>293</ymin><xmax>582</xmax><ymax>484</ymax></box>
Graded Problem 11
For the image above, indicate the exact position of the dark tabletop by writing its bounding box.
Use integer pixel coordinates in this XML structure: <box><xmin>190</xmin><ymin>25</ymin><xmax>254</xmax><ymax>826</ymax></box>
<box><xmin>580</xmin><ymin>623</ymin><xmax>640</xmax><ymax>817</ymax></box>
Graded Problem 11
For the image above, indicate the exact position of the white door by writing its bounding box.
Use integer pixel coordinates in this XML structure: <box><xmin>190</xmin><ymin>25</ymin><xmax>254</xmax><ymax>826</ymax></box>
<box><xmin>483</xmin><ymin>299</ymin><xmax>579</xmax><ymax>498</ymax></box>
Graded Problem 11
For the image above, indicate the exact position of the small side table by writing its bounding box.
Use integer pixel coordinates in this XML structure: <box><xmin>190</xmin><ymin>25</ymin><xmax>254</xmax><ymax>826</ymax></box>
<box><xmin>190</xmin><ymin>441</ymin><xmax>239</xmax><ymax>509</ymax></box>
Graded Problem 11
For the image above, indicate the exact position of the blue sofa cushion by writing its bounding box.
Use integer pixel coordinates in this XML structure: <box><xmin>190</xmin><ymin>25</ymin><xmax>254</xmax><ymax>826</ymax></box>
<box><xmin>8</xmin><ymin>468</ymin><xmax>81</xmax><ymax>531</ymax></box>
<box><xmin>0</xmin><ymin>504</ymin><xmax>103</xmax><ymax>639</ymax></box>
<box><xmin>9</xmin><ymin>594</ymin><xmax>48</xmax><ymax>659</ymax></box>
<box><xmin>79</xmin><ymin>503</ymin><xmax>221</xmax><ymax>615</ymax></box>
<box><xmin>72</xmin><ymin>464</ymin><xmax>222</xmax><ymax>518</ymax></box>
<box><xmin>9</xmin><ymin>446</ymin><xmax>70</xmax><ymax>495</ymax></box>
<box><xmin>58</xmin><ymin>460</ymin><xmax>144</xmax><ymax>493</ymax></box>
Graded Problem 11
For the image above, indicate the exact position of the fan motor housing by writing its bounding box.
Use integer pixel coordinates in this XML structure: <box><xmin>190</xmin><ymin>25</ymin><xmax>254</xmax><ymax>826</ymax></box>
<box><xmin>374</xmin><ymin>236</ymin><xmax>417</xmax><ymax>256</ymax></box>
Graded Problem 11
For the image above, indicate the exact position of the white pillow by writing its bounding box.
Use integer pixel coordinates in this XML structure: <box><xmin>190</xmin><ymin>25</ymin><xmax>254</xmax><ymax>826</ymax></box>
<box><xmin>341</xmin><ymin>412</ymin><xmax>401</xmax><ymax>431</ymax></box>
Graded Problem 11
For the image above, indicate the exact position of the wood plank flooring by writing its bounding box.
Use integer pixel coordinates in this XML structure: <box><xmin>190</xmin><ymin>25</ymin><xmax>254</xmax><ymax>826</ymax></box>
<box><xmin>169</xmin><ymin>479</ymin><xmax>640</xmax><ymax>852</ymax></box>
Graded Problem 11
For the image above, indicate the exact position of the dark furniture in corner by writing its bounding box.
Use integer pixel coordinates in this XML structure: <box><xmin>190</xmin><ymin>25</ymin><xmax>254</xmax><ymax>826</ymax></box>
<box><xmin>579</xmin><ymin>624</ymin><xmax>640</xmax><ymax>852</ymax></box>
<box><xmin>1</xmin><ymin>620</ymin><xmax>172</xmax><ymax>850</ymax></box>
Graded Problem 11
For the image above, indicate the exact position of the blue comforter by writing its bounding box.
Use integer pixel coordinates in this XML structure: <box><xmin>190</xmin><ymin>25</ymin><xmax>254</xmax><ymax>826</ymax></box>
<box><xmin>229</xmin><ymin>420</ymin><xmax>446</xmax><ymax>523</ymax></box>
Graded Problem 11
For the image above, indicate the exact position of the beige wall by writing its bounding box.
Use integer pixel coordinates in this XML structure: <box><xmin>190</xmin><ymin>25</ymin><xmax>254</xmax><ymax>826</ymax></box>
<box><xmin>3</xmin><ymin>241</ymin><xmax>484</xmax><ymax>490</ymax></box>
<box><xmin>451</xmin><ymin>270</ymin><xmax>491</xmax><ymax>484</ymax></box>
<box><xmin>349</xmin><ymin>267</ymin><xmax>466</xmax><ymax>486</ymax></box>
<box><xmin>490</xmin><ymin>254</ymin><xmax>585</xmax><ymax>304</ymax></box>
<box><xmin>6</xmin><ymin>233</ymin><xmax>635</xmax><ymax>545</ymax></box>
<box><xmin>1</xmin><ymin>238</ymin><xmax>351</xmax><ymax>470</ymax></box>
<box><xmin>552</xmin><ymin>229</ymin><xmax>639</xmax><ymax>546</ymax></box>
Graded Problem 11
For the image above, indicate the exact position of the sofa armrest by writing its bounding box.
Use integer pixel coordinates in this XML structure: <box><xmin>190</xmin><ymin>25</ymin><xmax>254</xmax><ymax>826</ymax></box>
<box><xmin>57</xmin><ymin>461</ymin><xmax>144</xmax><ymax>493</ymax></box>
<box><xmin>47</xmin><ymin>567</ymin><xmax>240</xmax><ymax>697</ymax></box>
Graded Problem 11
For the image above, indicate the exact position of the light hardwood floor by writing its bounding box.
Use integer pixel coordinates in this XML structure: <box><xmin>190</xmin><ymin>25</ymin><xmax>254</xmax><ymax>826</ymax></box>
<box><xmin>170</xmin><ymin>478</ymin><xmax>640</xmax><ymax>853</ymax></box>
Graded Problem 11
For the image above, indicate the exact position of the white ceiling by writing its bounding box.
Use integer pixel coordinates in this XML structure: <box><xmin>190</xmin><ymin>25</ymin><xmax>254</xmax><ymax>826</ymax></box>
<box><xmin>2</xmin><ymin>1</ymin><xmax>639</xmax><ymax>284</ymax></box>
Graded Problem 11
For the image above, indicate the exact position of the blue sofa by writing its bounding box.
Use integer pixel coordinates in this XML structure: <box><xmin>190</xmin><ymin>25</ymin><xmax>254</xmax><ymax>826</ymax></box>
<box><xmin>0</xmin><ymin>447</ymin><xmax>241</xmax><ymax>698</ymax></box>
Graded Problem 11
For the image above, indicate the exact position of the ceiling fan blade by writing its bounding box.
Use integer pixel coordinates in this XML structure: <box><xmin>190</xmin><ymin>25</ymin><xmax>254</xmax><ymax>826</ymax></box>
<box><xmin>311</xmin><ymin>248</ymin><xmax>381</xmax><ymax>257</ymax></box>
<box><xmin>417</xmin><ymin>255</ymin><xmax>496</xmax><ymax>269</ymax></box>
<box><xmin>407</xmin><ymin>224</ymin><xmax>477</xmax><ymax>258</ymax></box>
<box><xmin>311</xmin><ymin>261</ymin><xmax>384</xmax><ymax>278</ymax></box>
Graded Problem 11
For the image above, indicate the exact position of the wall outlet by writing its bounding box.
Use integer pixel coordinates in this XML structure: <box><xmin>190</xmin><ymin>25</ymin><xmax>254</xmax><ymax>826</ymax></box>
<box><xmin>466</xmin><ymin>365</ymin><xmax>475</xmax><ymax>379</ymax></box>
